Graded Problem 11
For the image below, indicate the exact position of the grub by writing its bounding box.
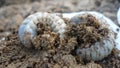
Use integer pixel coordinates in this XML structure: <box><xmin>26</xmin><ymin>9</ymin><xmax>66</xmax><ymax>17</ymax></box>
<box><xmin>65</xmin><ymin>14</ymin><xmax>109</xmax><ymax>48</ymax></box>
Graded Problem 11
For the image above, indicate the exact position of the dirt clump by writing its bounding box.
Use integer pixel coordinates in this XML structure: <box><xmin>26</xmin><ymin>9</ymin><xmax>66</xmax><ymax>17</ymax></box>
<box><xmin>65</xmin><ymin>14</ymin><xmax>109</xmax><ymax>49</ymax></box>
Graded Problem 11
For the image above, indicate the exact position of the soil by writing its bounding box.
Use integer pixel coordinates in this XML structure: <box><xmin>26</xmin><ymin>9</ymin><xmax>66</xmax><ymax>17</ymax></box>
<box><xmin>0</xmin><ymin>0</ymin><xmax>120</xmax><ymax>68</ymax></box>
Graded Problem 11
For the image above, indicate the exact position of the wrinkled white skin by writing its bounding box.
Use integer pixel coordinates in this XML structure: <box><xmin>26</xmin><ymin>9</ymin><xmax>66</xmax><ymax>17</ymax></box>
<box><xmin>18</xmin><ymin>12</ymin><xmax>66</xmax><ymax>48</ymax></box>
<box><xmin>76</xmin><ymin>38</ymin><xmax>114</xmax><ymax>61</ymax></box>
<box><xmin>61</xmin><ymin>11</ymin><xmax>120</xmax><ymax>57</ymax></box>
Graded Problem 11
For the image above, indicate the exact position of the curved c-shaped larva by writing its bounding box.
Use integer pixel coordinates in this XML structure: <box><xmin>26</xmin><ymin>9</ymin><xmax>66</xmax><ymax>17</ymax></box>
<box><xmin>18</xmin><ymin>12</ymin><xmax>66</xmax><ymax>48</ymax></box>
<box><xmin>70</xmin><ymin>13</ymin><xmax>115</xmax><ymax>61</ymax></box>
<box><xmin>61</xmin><ymin>11</ymin><xmax>120</xmax><ymax>57</ymax></box>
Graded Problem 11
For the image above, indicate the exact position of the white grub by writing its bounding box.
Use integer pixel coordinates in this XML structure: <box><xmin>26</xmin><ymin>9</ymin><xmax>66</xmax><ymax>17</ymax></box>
<box><xmin>68</xmin><ymin>13</ymin><xmax>115</xmax><ymax>61</ymax></box>
<box><xmin>61</xmin><ymin>11</ymin><xmax>120</xmax><ymax>57</ymax></box>
<box><xmin>18</xmin><ymin>12</ymin><xmax>66</xmax><ymax>48</ymax></box>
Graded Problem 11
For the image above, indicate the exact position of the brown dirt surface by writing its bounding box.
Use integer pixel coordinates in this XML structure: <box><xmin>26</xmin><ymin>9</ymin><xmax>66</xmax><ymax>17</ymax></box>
<box><xmin>0</xmin><ymin>0</ymin><xmax>120</xmax><ymax>68</ymax></box>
